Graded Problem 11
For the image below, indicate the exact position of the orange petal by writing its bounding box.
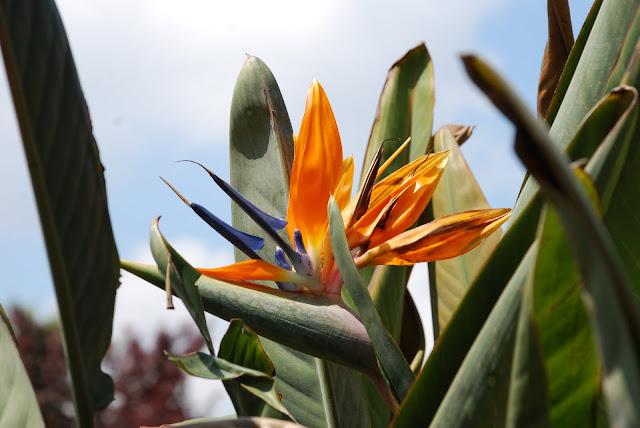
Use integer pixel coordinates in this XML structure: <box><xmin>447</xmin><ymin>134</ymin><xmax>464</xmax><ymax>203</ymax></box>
<box><xmin>355</xmin><ymin>209</ymin><xmax>511</xmax><ymax>267</ymax></box>
<box><xmin>288</xmin><ymin>80</ymin><xmax>343</xmax><ymax>261</ymax></box>
<box><xmin>367</xmin><ymin>158</ymin><xmax>447</xmax><ymax>248</ymax></box>
<box><xmin>198</xmin><ymin>259</ymin><xmax>308</xmax><ymax>284</ymax></box>
<box><xmin>335</xmin><ymin>156</ymin><xmax>354</xmax><ymax>211</ymax></box>
<box><xmin>345</xmin><ymin>153</ymin><xmax>449</xmax><ymax>248</ymax></box>
<box><xmin>370</xmin><ymin>151</ymin><xmax>449</xmax><ymax>207</ymax></box>
<box><xmin>376</xmin><ymin>137</ymin><xmax>411</xmax><ymax>179</ymax></box>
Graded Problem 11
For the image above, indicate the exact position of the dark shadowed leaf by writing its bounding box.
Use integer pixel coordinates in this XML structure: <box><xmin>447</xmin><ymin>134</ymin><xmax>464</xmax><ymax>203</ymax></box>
<box><xmin>394</xmin><ymin>245</ymin><xmax>537</xmax><ymax>427</ymax></box>
<box><xmin>0</xmin><ymin>1</ymin><xmax>119</xmax><ymax>423</ymax></box>
<box><xmin>464</xmin><ymin>54</ymin><xmax>640</xmax><ymax>427</ymax></box>
<box><xmin>398</xmin><ymin>292</ymin><xmax>426</xmax><ymax>374</ymax></box>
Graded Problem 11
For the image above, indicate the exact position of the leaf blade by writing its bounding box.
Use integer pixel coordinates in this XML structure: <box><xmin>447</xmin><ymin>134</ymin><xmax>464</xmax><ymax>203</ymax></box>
<box><xmin>0</xmin><ymin>1</ymin><xmax>119</xmax><ymax>422</ymax></box>
<box><xmin>329</xmin><ymin>196</ymin><xmax>414</xmax><ymax>404</ymax></box>
<box><xmin>0</xmin><ymin>306</ymin><xmax>45</xmax><ymax>428</ymax></box>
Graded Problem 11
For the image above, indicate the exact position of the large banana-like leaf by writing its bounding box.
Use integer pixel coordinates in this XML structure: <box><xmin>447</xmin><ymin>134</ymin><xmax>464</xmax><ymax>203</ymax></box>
<box><xmin>527</xmin><ymin>203</ymin><xmax>599</xmax><ymax>427</ymax></box>
<box><xmin>530</xmin><ymin>87</ymin><xmax>637</xmax><ymax>426</ymax></box>
<box><xmin>393</xmin><ymin>244</ymin><xmax>537</xmax><ymax>427</ymax></box>
<box><xmin>465</xmin><ymin>54</ymin><xmax>640</xmax><ymax>427</ymax></box>
<box><xmin>516</xmin><ymin>0</ymin><xmax>640</xmax><ymax>219</ymax></box>
<box><xmin>0</xmin><ymin>305</ymin><xmax>45</xmax><ymax>428</ymax></box>
<box><xmin>227</xmin><ymin>56</ymin><xmax>370</xmax><ymax>428</ymax></box>
<box><xmin>0</xmin><ymin>0</ymin><xmax>119</xmax><ymax>424</ymax></box>
<box><xmin>395</xmin><ymin>79</ymin><xmax>639</xmax><ymax>425</ymax></box>
<box><xmin>229</xmin><ymin>56</ymin><xmax>294</xmax><ymax>265</ymax></box>
<box><xmin>506</xmin><ymin>243</ymin><xmax>551</xmax><ymax>428</ymax></box>
<box><xmin>427</xmin><ymin>126</ymin><xmax>502</xmax><ymax>338</ymax></box>
<box><xmin>357</xmin><ymin>45</ymin><xmax>435</xmax><ymax>425</ymax></box>
<box><xmin>360</xmin><ymin>43</ymin><xmax>434</xmax><ymax>183</ymax></box>
<box><xmin>591</xmin><ymin>78</ymin><xmax>640</xmax><ymax>298</ymax></box>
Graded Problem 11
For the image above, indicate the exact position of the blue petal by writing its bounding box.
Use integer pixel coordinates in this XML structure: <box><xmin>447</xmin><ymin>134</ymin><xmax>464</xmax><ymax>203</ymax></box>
<box><xmin>294</xmin><ymin>229</ymin><xmax>307</xmax><ymax>255</ymax></box>
<box><xmin>183</xmin><ymin>161</ymin><xmax>312</xmax><ymax>276</ymax></box>
<box><xmin>274</xmin><ymin>248</ymin><xmax>292</xmax><ymax>271</ymax></box>
<box><xmin>191</xmin><ymin>203</ymin><xmax>264</xmax><ymax>258</ymax></box>
<box><xmin>183</xmin><ymin>161</ymin><xmax>287</xmax><ymax>230</ymax></box>
<box><xmin>273</xmin><ymin>248</ymin><xmax>300</xmax><ymax>291</ymax></box>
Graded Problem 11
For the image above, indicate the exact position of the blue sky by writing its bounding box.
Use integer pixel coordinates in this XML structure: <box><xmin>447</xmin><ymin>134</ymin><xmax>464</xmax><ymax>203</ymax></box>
<box><xmin>0</xmin><ymin>0</ymin><xmax>592</xmax><ymax>417</ymax></box>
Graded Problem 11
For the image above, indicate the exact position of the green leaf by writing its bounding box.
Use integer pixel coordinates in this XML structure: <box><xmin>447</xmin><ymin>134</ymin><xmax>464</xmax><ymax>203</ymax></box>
<box><xmin>548</xmin><ymin>0</ymin><xmax>640</xmax><ymax>151</ymax></box>
<box><xmin>368</xmin><ymin>265</ymin><xmax>406</xmax><ymax>342</ymax></box>
<box><xmin>394</xmin><ymin>244</ymin><xmax>537</xmax><ymax>428</ymax></box>
<box><xmin>167</xmin><ymin>349</ymin><xmax>293</xmax><ymax>422</ymax></box>
<box><xmin>0</xmin><ymin>305</ymin><xmax>45</xmax><ymax>428</ymax></box>
<box><xmin>517</xmin><ymin>0</ymin><xmax>640</xmax><ymax>220</ymax></box>
<box><xmin>126</xmin><ymin>241</ymin><xmax>377</xmax><ymax>376</ymax></box>
<box><xmin>228</xmin><ymin>56</ymin><xmax>370</xmax><ymax>428</ymax></box>
<box><xmin>529</xmin><ymin>204</ymin><xmax>597</xmax><ymax>427</ymax></box>
<box><xmin>390</xmin><ymin>54</ymin><xmax>640</xmax><ymax>428</ymax></box>
<box><xmin>142</xmin><ymin>416</ymin><xmax>304</xmax><ymax>427</ymax></box>
<box><xmin>545</xmin><ymin>0</ymin><xmax>602</xmax><ymax>125</ymax></box>
<box><xmin>361</xmin><ymin>43</ymin><xmax>435</xmax><ymax>184</ymax></box>
<box><xmin>398</xmin><ymin>292</ymin><xmax>426</xmax><ymax>374</ymax></box>
<box><xmin>257</xmin><ymin>337</ymin><xmax>370</xmax><ymax>428</ymax></box>
<box><xmin>329</xmin><ymin>196</ymin><xmax>414</xmax><ymax>405</ymax></box>
<box><xmin>427</xmin><ymin>126</ymin><xmax>503</xmax><ymax>338</ymax></box>
<box><xmin>464</xmin><ymin>54</ymin><xmax>640</xmax><ymax>427</ymax></box>
<box><xmin>0</xmin><ymin>1</ymin><xmax>119</xmax><ymax>423</ymax></box>
<box><xmin>506</xmin><ymin>216</ymin><xmax>553</xmax><ymax>428</ymax></box>
<box><xmin>585</xmin><ymin>88</ymin><xmax>640</xmax><ymax>295</ymax></box>
<box><xmin>605</xmin><ymin>8</ymin><xmax>640</xmax><ymax>91</ymax></box>
<box><xmin>219</xmin><ymin>320</ymin><xmax>294</xmax><ymax>420</ymax></box>
<box><xmin>150</xmin><ymin>218</ymin><xmax>214</xmax><ymax>354</ymax></box>
<box><xmin>229</xmin><ymin>55</ymin><xmax>294</xmax><ymax>265</ymax></box>
<box><xmin>363</xmin><ymin>266</ymin><xmax>414</xmax><ymax>427</ymax></box>
<box><xmin>357</xmin><ymin>43</ymin><xmax>435</xmax><ymax>421</ymax></box>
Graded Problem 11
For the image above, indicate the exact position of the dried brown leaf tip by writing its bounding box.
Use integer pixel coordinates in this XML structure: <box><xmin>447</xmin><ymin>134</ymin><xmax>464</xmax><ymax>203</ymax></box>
<box><xmin>538</xmin><ymin>0</ymin><xmax>574</xmax><ymax>118</ymax></box>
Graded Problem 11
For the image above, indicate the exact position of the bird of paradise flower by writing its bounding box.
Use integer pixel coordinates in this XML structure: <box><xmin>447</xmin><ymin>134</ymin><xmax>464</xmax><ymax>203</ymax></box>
<box><xmin>162</xmin><ymin>79</ymin><xmax>511</xmax><ymax>297</ymax></box>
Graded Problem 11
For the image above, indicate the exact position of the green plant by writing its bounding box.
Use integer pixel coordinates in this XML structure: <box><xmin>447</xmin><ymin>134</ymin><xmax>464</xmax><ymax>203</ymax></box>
<box><xmin>2</xmin><ymin>0</ymin><xmax>640</xmax><ymax>426</ymax></box>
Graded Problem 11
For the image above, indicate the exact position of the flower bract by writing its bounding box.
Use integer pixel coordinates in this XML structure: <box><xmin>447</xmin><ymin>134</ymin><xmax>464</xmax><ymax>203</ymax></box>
<box><xmin>164</xmin><ymin>79</ymin><xmax>511</xmax><ymax>295</ymax></box>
